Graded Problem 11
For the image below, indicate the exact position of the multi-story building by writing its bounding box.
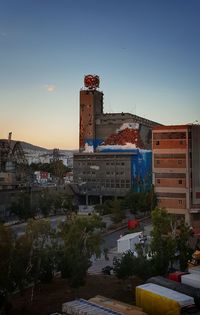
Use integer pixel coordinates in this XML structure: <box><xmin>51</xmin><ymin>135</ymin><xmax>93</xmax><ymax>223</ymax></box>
<box><xmin>73</xmin><ymin>75</ymin><xmax>160</xmax><ymax>204</ymax></box>
<box><xmin>73</xmin><ymin>150</ymin><xmax>152</xmax><ymax>203</ymax></box>
<box><xmin>152</xmin><ymin>124</ymin><xmax>200</xmax><ymax>226</ymax></box>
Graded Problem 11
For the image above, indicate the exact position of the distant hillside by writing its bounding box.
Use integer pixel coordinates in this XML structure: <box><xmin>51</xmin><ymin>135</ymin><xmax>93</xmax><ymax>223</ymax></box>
<box><xmin>20</xmin><ymin>141</ymin><xmax>50</xmax><ymax>152</ymax></box>
<box><xmin>4</xmin><ymin>140</ymin><xmax>50</xmax><ymax>152</ymax></box>
<box><xmin>0</xmin><ymin>139</ymin><xmax>77</xmax><ymax>153</ymax></box>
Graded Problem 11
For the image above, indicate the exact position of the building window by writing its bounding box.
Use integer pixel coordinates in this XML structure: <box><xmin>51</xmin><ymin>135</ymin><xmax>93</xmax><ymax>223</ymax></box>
<box><xmin>178</xmin><ymin>180</ymin><xmax>182</xmax><ymax>184</ymax></box>
<box><xmin>157</xmin><ymin>179</ymin><xmax>160</xmax><ymax>184</ymax></box>
<box><xmin>156</xmin><ymin>160</ymin><xmax>160</xmax><ymax>165</ymax></box>
<box><xmin>196</xmin><ymin>192</ymin><xmax>200</xmax><ymax>199</ymax></box>
<box><xmin>178</xmin><ymin>200</ymin><xmax>182</xmax><ymax>204</ymax></box>
<box><xmin>156</xmin><ymin>141</ymin><xmax>160</xmax><ymax>145</ymax></box>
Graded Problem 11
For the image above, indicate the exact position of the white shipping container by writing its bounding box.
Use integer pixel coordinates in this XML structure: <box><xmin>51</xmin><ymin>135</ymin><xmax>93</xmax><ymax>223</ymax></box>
<box><xmin>181</xmin><ymin>274</ymin><xmax>200</xmax><ymax>289</ymax></box>
<box><xmin>117</xmin><ymin>232</ymin><xmax>142</xmax><ymax>253</ymax></box>
<box><xmin>188</xmin><ymin>266</ymin><xmax>200</xmax><ymax>275</ymax></box>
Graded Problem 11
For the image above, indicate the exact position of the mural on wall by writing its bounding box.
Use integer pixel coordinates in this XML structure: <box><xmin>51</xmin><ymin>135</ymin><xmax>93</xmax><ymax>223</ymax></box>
<box><xmin>96</xmin><ymin>123</ymin><xmax>144</xmax><ymax>151</ymax></box>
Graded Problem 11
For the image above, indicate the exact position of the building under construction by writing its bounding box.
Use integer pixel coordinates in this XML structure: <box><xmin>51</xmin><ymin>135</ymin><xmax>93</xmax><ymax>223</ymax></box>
<box><xmin>73</xmin><ymin>75</ymin><xmax>161</xmax><ymax>204</ymax></box>
<box><xmin>0</xmin><ymin>134</ymin><xmax>29</xmax><ymax>190</ymax></box>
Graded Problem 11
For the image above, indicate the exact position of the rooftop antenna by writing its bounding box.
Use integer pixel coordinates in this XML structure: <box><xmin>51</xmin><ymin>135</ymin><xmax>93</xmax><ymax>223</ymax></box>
<box><xmin>8</xmin><ymin>132</ymin><xmax>12</xmax><ymax>142</ymax></box>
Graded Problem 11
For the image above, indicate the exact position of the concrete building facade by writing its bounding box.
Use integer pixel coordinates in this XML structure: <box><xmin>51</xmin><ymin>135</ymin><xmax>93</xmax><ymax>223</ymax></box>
<box><xmin>73</xmin><ymin>150</ymin><xmax>152</xmax><ymax>203</ymax></box>
<box><xmin>152</xmin><ymin>124</ymin><xmax>200</xmax><ymax>226</ymax></box>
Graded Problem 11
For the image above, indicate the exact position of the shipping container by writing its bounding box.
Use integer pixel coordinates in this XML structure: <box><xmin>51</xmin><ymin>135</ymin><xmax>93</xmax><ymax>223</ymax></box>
<box><xmin>188</xmin><ymin>266</ymin><xmax>200</xmax><ymax>276</ymax></box>
<box><xmin>181</xmin><ymin>274</ymin><xmax>200</xmax><ymax>289</ymax></box>
<box><xmin>146</xmin><ymin>276</ymin><xmax>200</xmax><ymax>308</ymax></box>
<box><xmin>89</xmin><ymin>295</ymin><xmax>147</xmax><ymax>315</ymax></box>
<box><xmin>62</xmin><ymin>298</ymin><xmax>133</xmax><ymax>315</ymax></box>
<box><xmin>136</xmin><ymin>283</ymin><xmax>194</xmax><ymax>315</ymax></box>
<box><xmin>168</xmin><ymin>271</ymin><xmax>188</xmax><ymax>282</ymax></box>
<box><xmin>117</xmin><ymin>232</ymin><xmax>142</xmax><ymax>253</ymax></box>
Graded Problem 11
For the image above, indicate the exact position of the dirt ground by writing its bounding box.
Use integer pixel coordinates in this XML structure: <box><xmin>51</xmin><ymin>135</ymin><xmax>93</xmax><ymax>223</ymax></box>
<box><xmin>7</xmin><ymin>275</ymin><xmax>142</xmax><ymax>315</ymax></box>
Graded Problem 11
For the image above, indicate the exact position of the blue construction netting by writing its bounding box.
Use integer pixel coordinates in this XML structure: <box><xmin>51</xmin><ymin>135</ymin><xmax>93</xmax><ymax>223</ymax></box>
<box><xmin>131</xmin><ymin>150</ymin><xmax>152</xmax><ymax>192</ymax></box>
<box><xmin>85</xmin><ymin>138</ymin><xmax>103</xmax><ymax>148</ymax></box>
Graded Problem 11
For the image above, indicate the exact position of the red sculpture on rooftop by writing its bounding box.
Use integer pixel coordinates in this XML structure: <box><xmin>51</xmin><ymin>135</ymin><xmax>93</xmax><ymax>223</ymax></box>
<box><xmin>84</xmin><ymin>75</ymin><xmax>100</xmax><ymax>89</ymax></box>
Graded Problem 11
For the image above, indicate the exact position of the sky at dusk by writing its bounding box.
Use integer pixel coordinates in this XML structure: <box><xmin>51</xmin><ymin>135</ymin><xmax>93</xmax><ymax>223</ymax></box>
<box><xmin>0</xmin><ymin>0</ymin><xmax>200</xmax><ymax>149</ymax></box>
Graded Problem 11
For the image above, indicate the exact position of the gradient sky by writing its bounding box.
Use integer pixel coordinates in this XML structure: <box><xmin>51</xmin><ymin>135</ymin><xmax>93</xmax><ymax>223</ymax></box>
<box><xmin>0</xmin><ymin>0</ymin><xmax>199</xmax><ymax>149</ymax></box>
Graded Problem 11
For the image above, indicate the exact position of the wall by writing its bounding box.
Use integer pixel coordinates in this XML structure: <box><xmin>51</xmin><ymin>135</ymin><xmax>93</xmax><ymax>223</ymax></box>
<box><xmin>152</xmin><ymin>126</ymin><xmax>189</xmax><ymax>222</ymax></box>
<box><xmin>79</xmin><ymin>90</ymin><xmax>103</xmax><ymax>151</ymax></box>
<box><xmin>191</xmin><ymin>125</ymin><xmax>200</xmax><ymax>205</ymax></box>
<box><xmin>96</xmin><ymin>113</ymin><xmax>158</xmax><ymax>150</ymax></box>
<box><xmin>73</xmin><ymin>149</ymin><xmax>152</xmax><ymax>197</ymax></box>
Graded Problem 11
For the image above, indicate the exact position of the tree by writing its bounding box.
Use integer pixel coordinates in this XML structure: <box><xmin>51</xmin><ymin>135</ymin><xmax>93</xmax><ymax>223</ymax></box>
<box><xmin>109</xmin><ymin>199</ymin><xmax>126</xmax><ymax>223</ymax></box>
<box><xmin>94</xmin><ymin>199</ymin><xmax>114</xmax><ymax>216</ymax></box>
<box><xmin>113</xmin><ymin>248</ymin><xmax>154</xmax><ymax>281</ymax></box>
<box><xmin>150</xmin><ymin>207</ymin><xmax>175</xmax><ymax>275</ymax></box>
<box><xmin>10</xmin><ymin>192</ymin><xmax>36</xmax><ymax>220</ymax></box>
<box><xmin>150</xmin><ymin>208</ymin><xmax>193</xmax><ymax>274</ymax></box>
<box><xmin>24</xmin><ymin>219</ymin><xmax>57</xmax><ymax>301</ymax></box>
<box><xmin>113</xmin><ymin>251</ymin><xmax>136</xmax><ymax>280</ymax></box>
<box><xmin>59</xmin><ymin>214</ymin><xmax>104</xmax><ymax>292</ymax></box>
<box><xmin>121</xmin><ymin>189</ymin><xmax>156</xmax><ymax>215</ymax></box>
<box><xmin>94</xmin><ymin>199</ymin><xmax>125</xmax><ymax>223</ymax></box>
<box><xmin>38</xmin><ymin>191</ymin><xmax>54</xmax><ymax>217</ymax></box>
<box><xmin>114</xmin><ymin>208</ymin><xmax>193</xmax><ymax>283</ymax></box>
<box><xmin>176</xmin><ymin>221</ymin><xmax>193</xmax><ymax>271</ymax></box>
<box><xmin>10</xmin><ymin>234</ymin><xmax>32</xmax><ymax>294</ymax></box>
<box><xmin>0</xmin><ymin>224</ymin><xmax>14</xmax><ymax>312</ymax></box>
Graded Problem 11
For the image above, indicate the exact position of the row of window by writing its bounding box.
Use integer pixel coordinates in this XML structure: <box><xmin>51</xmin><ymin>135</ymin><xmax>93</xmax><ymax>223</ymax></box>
<box><xmin>83</xmin><ymin>183</ymin><xmax>131</xmax><ymax>189</ymax></box>
<box><xmin>106</xmin><ymin>162</ymin><xmax>125</xmax><ymax>166</ymax></box>
<box><xmin>154</xmin><ymin>154</ymin><xmax>186</xmax><ymax>159</ymax></box>
<box><xmin>106</xmin><ymin>171</ymin><xmax>124</xmax><ymax>175</ymax></box>
<box><xmin>81</xmin><ymin>171</ymin><xmax>125</xmax><ymax>176</ymax></box>
<box><xmin>81</xmin><ymin>179</ymin><xmax>130</xmax><ymax>184</ymax></box>
<box><xmin>153</xmin><ymin>132</ymin><xmax>186</xmax><ymax>140</ymax></box>
<box><xmin>155</xmin><ymin>173</ymin><xmax>186</xmax><ymax>178</ymax></box>
<box><xmin>77</xmin><ymin>160</ymin><xmax>126</xmax><ymax>165</ymax></box>
<box><xmin>158</xmin><ymin>199</ymin><xmax>184</xmax><ymax>205</ymax></box>
<box><xmin>155</xmin><ymin>140</ymin><xmax>185</xmax><ymax>145</ymax></box>
<box><xmin>155</xmin><ymin>159</ymin><xmax>184</xmax><ymax>165</ymax></box>
<box><xmin>156</xmin><ymin>179</ymin><xmax>183</xmax><ymax>185</ymax></box>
